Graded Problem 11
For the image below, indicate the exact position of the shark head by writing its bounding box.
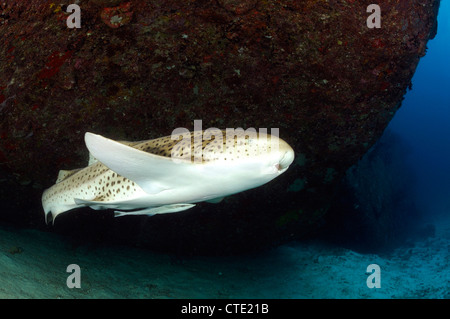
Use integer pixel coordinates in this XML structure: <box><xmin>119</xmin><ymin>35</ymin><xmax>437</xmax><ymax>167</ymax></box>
<box><xmin>196</xmin><ymin>129</ymin><xmax>296</xmax><ymax>186</ymax></box>
<box><xmin>270</xmin><ymin>137</ymin><xmax>296</xmax><ymax>174</ymax></box>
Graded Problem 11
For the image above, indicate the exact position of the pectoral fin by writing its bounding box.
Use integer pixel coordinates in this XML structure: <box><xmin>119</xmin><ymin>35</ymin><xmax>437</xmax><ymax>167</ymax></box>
<box><xmin>88</xmin><ymin>140</ymin><xmax>143</xmax><ymax>166</ymax></box>
<box><xmin>84</xmin><ymin>132</ymin><xmax>202</xmax><ymax>194</ymax></box>
<box><xmin>74</xmin><ymin>197</ymin><xmax>118</xmax><ymax>210</ymax></box>
<box><xmin>114</xmin><ymin>203</ymin><xmax>196</xmax><ymax>217</ymax></box>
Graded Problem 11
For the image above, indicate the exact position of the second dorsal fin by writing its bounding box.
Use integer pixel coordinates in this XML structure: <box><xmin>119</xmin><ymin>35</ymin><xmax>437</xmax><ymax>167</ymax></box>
<box><xmin>56</xmin><ymin>169</ymin><xmax>82</xmax><ymax>183</ymax></box>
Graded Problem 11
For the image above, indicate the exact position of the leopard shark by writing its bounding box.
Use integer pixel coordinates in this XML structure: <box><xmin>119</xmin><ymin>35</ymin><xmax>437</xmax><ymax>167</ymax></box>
<box><xmin>41</xmin><ymin>129</ymin><xmax>295</xmax><ymax>224</ymax></box>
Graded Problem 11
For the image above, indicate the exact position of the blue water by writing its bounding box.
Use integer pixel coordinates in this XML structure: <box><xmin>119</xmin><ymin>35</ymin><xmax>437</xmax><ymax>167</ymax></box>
<box><xmin>388</xmin><ymin>0</ymin><xmax>450</xmax><ymax>217</ymax></box>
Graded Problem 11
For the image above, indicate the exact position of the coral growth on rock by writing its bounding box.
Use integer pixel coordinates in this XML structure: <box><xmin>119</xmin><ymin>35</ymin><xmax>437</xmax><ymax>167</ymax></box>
<box><xmin>0</xmin><ymin>0</ymin><xmax>441</xmax><ymax>254</ymax></box>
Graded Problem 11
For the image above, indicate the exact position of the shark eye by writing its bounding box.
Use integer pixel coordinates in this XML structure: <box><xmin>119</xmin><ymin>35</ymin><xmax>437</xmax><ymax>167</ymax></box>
<box><xmin>275</xmin><ymin>163</ymin><xmax>281</xmax><ymax>171</ymax></box>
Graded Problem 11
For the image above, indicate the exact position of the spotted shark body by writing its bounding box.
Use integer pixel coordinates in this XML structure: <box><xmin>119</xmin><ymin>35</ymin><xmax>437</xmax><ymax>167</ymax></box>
<box><xmin>42</xmin><ymin>130</ymin><xmax>295</xmax><ymax>223</ymax></box>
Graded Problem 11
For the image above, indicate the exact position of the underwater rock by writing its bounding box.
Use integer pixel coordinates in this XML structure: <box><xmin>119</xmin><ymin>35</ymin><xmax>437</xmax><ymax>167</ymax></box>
<box><xmin>0</xmin><ymin>0</ymin><xmax>441</xmax><ymax>254</ymax></box>
<box><xmin>8</xmin><ymin>246</ymin><xmax>24</xmax><ymax>255</ymax></box>
<box><xmin>100</xmin><ymin>2</ymin><xmax>133</xmax><ymax>28</ymax></box>
<box><xmin>323</xmin><ymin>130</ymin><xmax>423</xmax><ymax>253</ymax></box>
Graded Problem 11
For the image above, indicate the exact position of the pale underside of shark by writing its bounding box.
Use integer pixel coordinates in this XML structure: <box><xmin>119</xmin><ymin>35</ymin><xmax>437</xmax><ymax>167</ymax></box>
<box><xmin>41</xmin><ymin>130</ymin><xmax>295</xmax><ymax>224</ymax></box>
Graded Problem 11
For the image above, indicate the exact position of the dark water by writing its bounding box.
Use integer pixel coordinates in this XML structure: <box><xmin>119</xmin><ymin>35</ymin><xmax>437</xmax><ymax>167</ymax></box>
<box><xmin>1</xmin><ymin>3</ymin><xmax>449</xmax><ymax>299</ymax></box>
<box><xmin>388</xmin><ymin>0</ymin><xmax>450</xmax><ymax>222</ymax></box>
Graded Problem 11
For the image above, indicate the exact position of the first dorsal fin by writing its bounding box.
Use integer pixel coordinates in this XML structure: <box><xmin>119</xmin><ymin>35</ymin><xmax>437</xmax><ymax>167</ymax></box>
<box><xmin>56</xmin><ymin>169</ymin><xmax>81</xmax><ymax>183</ymax></box>
<box><xmin>88</xmin><ymin>153</ymin><xmax>98</xmax><ymax>166</ymax></box>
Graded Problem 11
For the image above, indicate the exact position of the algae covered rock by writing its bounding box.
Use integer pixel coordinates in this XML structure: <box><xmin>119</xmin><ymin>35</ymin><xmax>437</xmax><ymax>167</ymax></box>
<box><xmin>0</xmin><ymin>0</ymin><xmax>440</xmax><ymax>254</ymax></box>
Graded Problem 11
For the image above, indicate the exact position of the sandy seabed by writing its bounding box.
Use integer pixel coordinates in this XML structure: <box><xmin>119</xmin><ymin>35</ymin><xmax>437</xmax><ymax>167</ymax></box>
<box><xmin>0</xmin><ymin>214</ymin><xmax>449</xmax><ymax>299</ymax></box>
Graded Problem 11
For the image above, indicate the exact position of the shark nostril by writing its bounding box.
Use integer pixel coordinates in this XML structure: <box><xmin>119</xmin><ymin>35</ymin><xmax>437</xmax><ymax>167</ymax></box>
<box><xmin>278</xmin><ymin>149</ymin><xmax>295</xmax><ymax>171</ymax></box>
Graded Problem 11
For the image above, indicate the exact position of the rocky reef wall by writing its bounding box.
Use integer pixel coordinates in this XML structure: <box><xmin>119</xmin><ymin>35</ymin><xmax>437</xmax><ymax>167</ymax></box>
<box><xmin>0</xmin><ymin>0</ymin><xmax>440</xmax><ymax>254</ymax></box>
